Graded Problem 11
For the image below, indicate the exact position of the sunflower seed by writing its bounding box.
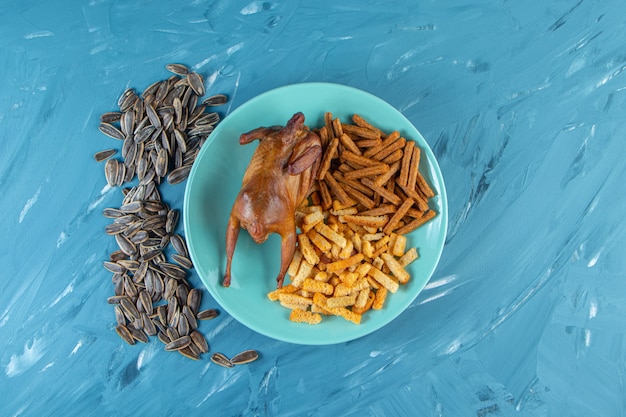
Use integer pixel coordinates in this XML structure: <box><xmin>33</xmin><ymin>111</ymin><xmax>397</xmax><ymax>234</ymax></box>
<box><xmin>163</xmin><ymin>278</ymin><xmax>178</xmax><ymax>300</ymax></box>
<box><xmin>103</xmin><ymin>260</ymin><xmax>125</xmax><ymax>274</ymax></box>
<box><xmin>167</xmin><ymin>296</ymin><xmax>179</xmax><ymax>321</ymax></box>
<box><xmin>117</xmin><ymin>88</ymin><xmax>135</xmax><ymax>108</ymax></box>
<box><xmin>157</xmin><ymin>331</ymin><xmax>171</xmax><ymax>345</ymax></box>
<box><xmin>105</xmin><ymin>223</ymin><xmax>127</xmax><ymax>236</ymax></box>
<box><xmin>156</xmin><ymin>305</ymin><xmax>168</xmax><ymax>325</ymax></box>
<box><xmin>130</xmin><ymin>230</ymin><xmax>150</xmax><ymax>245</ymax></box>
<box><xmin>115</xmin><ymin>234</ymin><xmax>137</xmax><ymax>256</ymax></box>
<box><xmin>179</xmin><ymin>346</ymin><xmax>200</xmax><ymax>360</ymax></box>
<box><xmin>196</xmin><ymin>309</ymin><xmax>219</xmax><ymax>320</ymax></box>
<box><xmin>183</xmin><ymin>289</ymin><xmax>200</xmax><ymax>313</ymax></box>
<box><xmin>101</xmin><ymin>111</ymin><xmax>122</xmax><ymax>123</ymax></box>
<box><xmin>134</xmin><ymin>125</ymin><xmax>155</xmax><ymax>144</ymax></box>
<box><xmin>187</xmin><ymin>72</ymin><xmax>205</xmax><ymax>96</ymax></box>
<box><xmin>134</xmin><ymin>260</ymin><xmax>148</xmax><ymax>283</ymax></box>
<box><xmin>182</xmin><ymin>305</ymin><xmax>198</xmax><ymax>330</ymax></box>
<box><xmin>113</xmin><ymin>214</ymin><xmax>138</xmax><ymax>225</ymax></box>
<box><xmin>99</xmin><ymin>122</ymin><xmax>125</xmax><ymax>140</ymax></box>
<box><xmin>107</xmin><ymin>295</ymin><xmax>129</xmax><ymax>304</ymax></box>
<box><xmin>145</xmin><ymin>103</ymin><xmax>161</xmax><ymax>129</ymax></box>
<box><xmin>203</xmin><ymin>94</ymin><xmax>228</xmax><ymax>106</ymax></box>
<box><xmin>172</xmin><ymin>253</ymin><xmax>193</xmax><ymax>270</ymax></box>
<box><xmin>167</xmin><ymin>165</ymin><xmax>192</xmax><ymax>184</ymax></box>
<box><xmin>169</xmin><ymin>234</ymin><xmax>188</xmax><ymax>257</ymax></box>
<box><xmin>115</xmin><ymin>162</ymin><xmax>127</xmax><ymax>186</ymax></box>
<box><xmin>114</xmin><ymin>305</ymin><xmax>126</xmax><ymax>326</ymax></box>
<box><xmin>151</xmin><ymin>272</ymin><xmax>164</xmax><ymax>300</ymax></box>
<box><xmin>187</xmin><ymin>125</ymin><xmax>214</xmax><ymax>136</ymax></box>
<box><xmin>142</xmin><ymin>313</ymin><xmax>157</xmax><ymax>336</ymax></box>
<box><xmin>104</xmin><ymin>159</ymin><xmax>119</xmax><ymax>187</ymax></box>
<box><xmin>173</xmin><ymin>96</ymin><xmax>183</xmax><ymax>122</ymax></box>
<box><xmin>121</xmin><ymin>110</ymin><xmax>135</xmax><ymax>136</ymax></box>
<box><xmin>160</xmin><ymin>263</ymin><xmax>186</xmax><ymax>280</ymax></box>
<box><xmin>155</xmin><ymin>148</ymin><xmax>168</xmax><ymax>178</ymax></box>
<box><xmin>103</xmin><ymin>208</ymin><xmax>123</xmax><ymax>218</ymax></box>
<box><xmin>190</xmin><ymin>330</ymin><xmax>209</xmax><ymax>353</ymax></box>
<box><xmin>194</xmin><ymin>112</ymin><xmax>220</xmax><ymax>126</ymax></box>
<box><xmin>165</xmin><ymin>63</ymin><xmax>190</xmax><ymax>76</ymax></box>
<box><xmin>165</xmin><ymin>209</ymin><xmax>179</xmax><ymax>234</ymax></box>
<box><xmin>140</xmin><ymin>248</ymin><xmax>162</xmax><ymax>262</ymax></box>
<box><xmin>230</xmin><ymin>349</ymin><xmax>259</xmax><ymax>365</ymax></box>
<box><xmin>120</xmin><ymin>201</ymin><xmax>144</xmax><ymax>213</ymax></box>
<box><xmin>110</xmin><ymin>250</ymin><xmax>127</xmax><ymax>262</ymax></box>
<box><xmin>123</xmin><ymin>275</ymin><xmax>138</xmax><ymax>298</ymax></box>
<box><xmin>139</xmin><ymin>290</ymin><xmax>153</xmax><ymax>315</ymax></box>
<box><xmin>173</xmin><ymin>147</ymin><xmax>184</xmax><ymax>169</ymax></box>
<box><xmin>177</xmin><ymin>314</ymin><xmax>190</xmax><ymax>336</ymax></box>
<box><xmin>116</xmin><ymin>324</ymin><xmax>135</xmax><ymax>345</ymax></box>
<box><xmin>166</xmin><ymin>327</ymin><xmax>180</xmax><ymax>343</ymax></box>
<box><xmin>94</xmin><ymin>149</ymin><xmax>117</xmax><ymax>162</ymax></box>
<box><xmin>211</xmin><ymin>352</ymin><xmax>234</xmax><ymax>368</ymax></box>
<box><xmin>118</xmin><ymin>260</ymin><xmax>139</xmax><ymax>272</ymax></box>
<box><xmin>129</xmin><ymin>327</ymin><xmax>149</xmax><ymax>343</ymax></box>
<box><xmin>120</xmin><ymin>297</ymin><xmax>141</xmax><ymax>321</ymax></box>
<box><xmin>173</xmin><ymin>129</ymin><xmax>187</xmax><ymax>153</ymax></box>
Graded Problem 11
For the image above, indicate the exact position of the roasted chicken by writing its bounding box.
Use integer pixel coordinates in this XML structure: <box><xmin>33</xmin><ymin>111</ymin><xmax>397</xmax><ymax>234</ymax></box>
<box><xmin>223</xmin><ymin>112</ymin><xmax>322</xmax><ymax>288</ymax></box>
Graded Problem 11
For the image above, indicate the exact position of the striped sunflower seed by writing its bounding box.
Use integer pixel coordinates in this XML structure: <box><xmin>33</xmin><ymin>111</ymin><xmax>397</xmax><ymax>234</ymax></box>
<box><xmin>120</xmin><ymin>297</ymin><xmax>141</xmax><ymax>321</ymax></box>
<box><xmin>186</xmin><ymin>288</ymin><xmax>202</xmax><ymax>314</ymax></box>
<box><xmin>230</xmin><ymin>350</ymin><xmax>259</xmax><ymax>365</ymax></box>
<box><xmin>166</xmin><ymin>63</ymin><xmax>190</xmax><ymax>75</ymax></box>
<box><xmin>172</xmin><ymin>253</ymin><xmax>193</xmax><ymax>270</ymax></box>
<box><xmin>177</xmin><ymin>314</ymin><xmax>190</xmax><ymax>336</ymax></box>
<box><xmin>179</xmin><ymin>346</ymin><xmax>200</xmax><ymax>360</ymax></box>
<box><xmin>167</xmin><ymin>165</ymin><xmax>192</xmax><ymax>185</ymax></box>
<box><xmin>107</xmin><ymin>295</ymin><xmax>129</xmax><ymax>304</ymax></box>
<box><xmin>115</xmin><ymin>234</ymin><xmax>137</xmax><ymax>256</ymax></box>
<box><xmin>114</xmin><ymin>306</ymin><xmax>126</xmax><ymax>326</ymax></box>
<box><xmin>187</xmin><ymin>72</ymin><xmax>205</xmax><ymax>96</ymax></box>
<box><xmin>142</xmin><ymin>313</ymin><xmax>157</xmax><ymax>336</ymax></box>
<box><xmin>155</xmin><ymin>148</ymin><xmax>168</xmax><ymax>178</ymax></box>
<box><xmin>157</xmin><ymin>331</ymin><xmax>171</xmax><ymax>345</ymax></box>
<box><xmin>166</xmin><ymin>209</ymin><xmax>179</xmax><ymax>234</ymax></box>
<box><xmin>211</xmin><ymin>352</ymin><xmax>233</xmax><ymax>368</ymax></box>
<box><xmin>160</xmin><ymin>263</ymin><xmax>187</xmax><ymax>280</ymax></box>
<box><xmin>103</xmin><ymin>261</ymin><xmax>125</xmax><ymax>274</ymax></box>
<box><xmin>203</xmin><ymin>94</ymin><xmax>228</xmax><ymax>106</ymax></box>
<box><xmin>194</xmin><ymin>112</ymin><xmax>220</xmax><ymax>126</ymax></box>
<box><xmin>139</xmin><ymin>290</ymin><xmax>153</xmax><ymax>315</ymax></box>
<box><xmin>94</xmin><ymin>149</ymin><xmax>117</xmax><ymax>162</ymax></box>
<box><xmin>99</xmin><ymin>122</ymin><xmax>125</xmax><ymax>140</ymax></box>
<box><xmin>115</xmin><ymin>324</ymin><xmax>135</xmax><ymax>345</ymax></box>
<box><xmin>170</xmin><ymin>234</ymin><xmax>189</xmax><ymax>257</ymax></box>
<box><xmin>190</xmin><ymin>330</ymin><xmax>209</xmax><ymax>353</ymax></box>
<box><xmin>182</xmin><ymin>305</ymin><xmax>198</xmax><ymax>331</ymax></box>
<box><xmin>104</xmin><ymin>159</ymin><xmax>119</xmax><ymax>187</ymax></box>
<box><xmin>196</xmin><ymin>309</ymin><xmax>219</xmax><ymax>320</ymax></box>
<box><xmin>100</xmin><ymin>111</ymin><xmax>122</xmax><ymax>123</ymax></box>
<box><xmin>166</xmin><ymin>327</ymin><xmax>180</xmax><ymax>344</ymax></box>
<box><xmin>129</xmin><ymin>327</ymin><xmax>149</xmax><ymax>343</ymax></box>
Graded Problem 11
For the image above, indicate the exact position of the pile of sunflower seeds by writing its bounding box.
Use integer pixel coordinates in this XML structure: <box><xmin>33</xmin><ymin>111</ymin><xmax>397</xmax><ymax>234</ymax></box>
<box><xmin>96</xmin><ymin>63</ymin><xmax>231</xmax><ymax>361</ymax></box>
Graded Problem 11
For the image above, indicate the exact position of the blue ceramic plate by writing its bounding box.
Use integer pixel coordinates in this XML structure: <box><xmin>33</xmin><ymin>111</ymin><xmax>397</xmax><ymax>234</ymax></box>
<box><xmin>183</xmin><ymin>83</ymin><xmax>447</xmax><ymax>345</ymax></box>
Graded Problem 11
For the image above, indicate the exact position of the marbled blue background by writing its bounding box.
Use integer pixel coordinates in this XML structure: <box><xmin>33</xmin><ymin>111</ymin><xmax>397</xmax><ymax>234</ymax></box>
<box><xmin>1</xmin><ymin>0</ymin><xmax>625</xmax><ymax>416</ymax></box>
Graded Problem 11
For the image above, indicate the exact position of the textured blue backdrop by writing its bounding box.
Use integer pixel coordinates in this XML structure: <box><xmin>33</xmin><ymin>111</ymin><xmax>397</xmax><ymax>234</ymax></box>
<box><xmin>1</xmin><ymin>0</ymin><xmax>625</xmax><ymax>416</ymax></box>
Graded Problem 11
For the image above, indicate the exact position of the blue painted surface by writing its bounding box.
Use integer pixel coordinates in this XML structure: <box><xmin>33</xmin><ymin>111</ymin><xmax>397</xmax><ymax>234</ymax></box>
<box><xmin>1</xmin><ymin>0</ymin><xmax>625</xmax><ymax>416</ymax></box>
